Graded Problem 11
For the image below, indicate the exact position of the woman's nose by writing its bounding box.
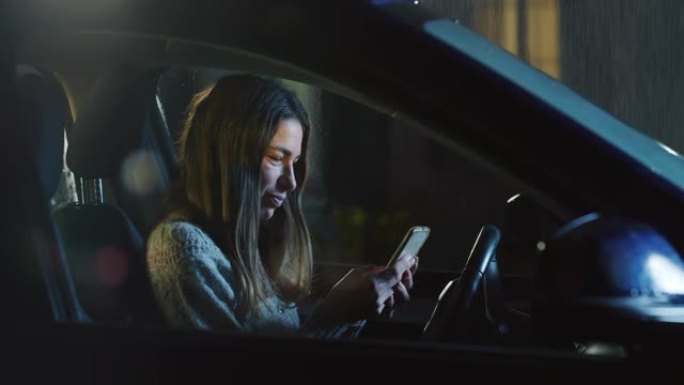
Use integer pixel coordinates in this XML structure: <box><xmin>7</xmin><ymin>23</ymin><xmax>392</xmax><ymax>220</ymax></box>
<box><xmin>278</xmin><ymin>164</ymin><xmax>297</xmax><ymax>191</ymax></box>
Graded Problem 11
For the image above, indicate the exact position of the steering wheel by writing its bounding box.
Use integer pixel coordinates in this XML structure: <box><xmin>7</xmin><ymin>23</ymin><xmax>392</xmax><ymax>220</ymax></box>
<box><xmin>423</xmin><ymin>224</ymin><xmax>501</xmax><ymax>342</ymax></box>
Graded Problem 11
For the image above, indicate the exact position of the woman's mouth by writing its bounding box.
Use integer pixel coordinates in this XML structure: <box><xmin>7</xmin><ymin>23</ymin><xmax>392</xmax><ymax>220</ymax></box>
<box><xmin>266</xmin><ymin>194</ymin><xmax>285</xmax><ymax>207</ymax></box>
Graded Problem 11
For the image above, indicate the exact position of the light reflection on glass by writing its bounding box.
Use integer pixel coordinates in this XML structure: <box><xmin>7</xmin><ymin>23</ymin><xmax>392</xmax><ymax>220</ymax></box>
<box><xmin>120</xmin><ymin>150</ymin><xmax>162</xmax><ymax>196</ymax></box>
<box><xmin>646</xmin><ymin>253</ymin><xmax>684</xmax><ymax>295</ymax></box>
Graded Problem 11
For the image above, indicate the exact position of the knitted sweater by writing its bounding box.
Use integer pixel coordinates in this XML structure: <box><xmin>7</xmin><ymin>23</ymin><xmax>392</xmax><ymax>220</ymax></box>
<box><xmin>146</xmin><ymin>220</ymin><xmax>364</xmax><ymax>338</ymax></box>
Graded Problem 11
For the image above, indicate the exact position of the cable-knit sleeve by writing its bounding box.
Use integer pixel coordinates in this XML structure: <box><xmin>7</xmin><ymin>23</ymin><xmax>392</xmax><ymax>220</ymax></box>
<box><xmin>146</xmin><ymin>221</ymin><xmax>244</xmax><ymax>331</ymax></box>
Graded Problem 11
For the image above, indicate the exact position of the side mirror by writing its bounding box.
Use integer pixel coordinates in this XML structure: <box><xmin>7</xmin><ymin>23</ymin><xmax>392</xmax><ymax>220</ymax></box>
<box><xmin>532</xmin><ymin>213</ymin><xmax>684</xmax><ymax>343</ymax></box>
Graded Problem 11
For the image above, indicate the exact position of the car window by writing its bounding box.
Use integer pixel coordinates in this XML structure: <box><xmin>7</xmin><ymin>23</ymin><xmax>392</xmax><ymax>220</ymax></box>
<box><xmin>157</xmin><ymin>67</ymin><xmax>561</xmax><ymax>276</ymax></box>
<box><xmin>420</xmin><ymin>0</ymin><xmax>684</xmax><ymax>158</ymax></box>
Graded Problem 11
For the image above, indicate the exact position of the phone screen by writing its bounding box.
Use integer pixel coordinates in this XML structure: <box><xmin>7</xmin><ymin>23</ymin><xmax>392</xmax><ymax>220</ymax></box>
<box><xmin>387</xmin><ymin>226</ymin><xmax>430</xmax><ymax>267</ymax></box>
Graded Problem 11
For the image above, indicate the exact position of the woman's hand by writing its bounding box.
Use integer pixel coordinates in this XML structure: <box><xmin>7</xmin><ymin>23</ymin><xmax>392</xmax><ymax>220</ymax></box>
<box><xmin>322</xmin><ymin>254</ymin><xmax>419</xmax><ymax>323</ymax></box>
<box><xmin>392</xmin><ymin>255</ymin><xmax>419</xmax><ymax>306</ymax></box>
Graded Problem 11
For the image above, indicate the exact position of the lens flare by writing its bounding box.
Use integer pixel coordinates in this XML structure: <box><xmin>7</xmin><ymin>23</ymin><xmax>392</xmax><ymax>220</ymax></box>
<box><xmin>95</xmin><ymin>246</ymin><xmax>129</xmax><ymax>288</ymax></box>
<box><xmin>121</xmin><ymin>150</ymin><xmax>162</xmax><ymax>196</ymax></box>
<box><xmin>646</xmin><ymin>253</ymin><xmax>684</xmax><ymax>294</ymax></box>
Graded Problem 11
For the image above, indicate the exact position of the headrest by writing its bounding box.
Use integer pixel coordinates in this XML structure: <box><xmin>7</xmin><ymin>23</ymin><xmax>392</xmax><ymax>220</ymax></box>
<box><xmin>17</xmin><ymin>69</ymin><xmax>68</xmax><ymax>198</ymax></box>
<box><xmin>67</xmin><ymin>67</ymin><xmax>160</xmax><ymax>178</ymax></box>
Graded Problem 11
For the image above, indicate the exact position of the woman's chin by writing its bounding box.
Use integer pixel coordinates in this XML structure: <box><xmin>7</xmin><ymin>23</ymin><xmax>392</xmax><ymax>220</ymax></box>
<box><xmin>260</xmin><ymin>208</ymin><xmax>275</xmax><ymax>223</ymax></box>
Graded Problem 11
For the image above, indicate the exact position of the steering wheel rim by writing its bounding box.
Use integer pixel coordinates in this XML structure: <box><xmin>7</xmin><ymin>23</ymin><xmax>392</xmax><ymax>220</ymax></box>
<box><xmin>423</xmin><ymin>224</ymin><xmax>501</xmax><ymax>342</ymax></box>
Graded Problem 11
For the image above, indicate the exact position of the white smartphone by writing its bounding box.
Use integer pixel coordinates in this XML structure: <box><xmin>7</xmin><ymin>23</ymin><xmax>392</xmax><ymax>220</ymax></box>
<box><xmin>386</xmin><ymin>226</ymin><xmax>431</xmax><ymax>267</ymax></box>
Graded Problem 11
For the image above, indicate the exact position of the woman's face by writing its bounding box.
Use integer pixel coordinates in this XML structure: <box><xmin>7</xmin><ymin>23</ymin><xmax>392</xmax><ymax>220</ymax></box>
<box><xmin>259</xmin><ymin>118</ymin><xmax>303</xmax><ymax>222</ymax></box>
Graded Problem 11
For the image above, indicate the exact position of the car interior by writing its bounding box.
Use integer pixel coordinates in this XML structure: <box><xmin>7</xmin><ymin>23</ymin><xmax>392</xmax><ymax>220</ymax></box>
<box><xmin>18</xmin><ymin>50</ymin><xmax>580</xmax><ymax>349</ymax></box>
<box><xmin>9</xmin><ymin>3</ymin><xmax>684</xmax><ymax>381</ymax></box>
<box><xmin>23</xmin><ymin>11</ymin><xmax>684</xmax><ymax>361</ymax></box>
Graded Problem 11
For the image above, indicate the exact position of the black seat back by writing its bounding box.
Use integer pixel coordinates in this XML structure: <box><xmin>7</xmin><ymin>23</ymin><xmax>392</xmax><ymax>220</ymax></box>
<box><xmin>53</xmin><ymin>66</ymin><xmax>165</xmax><ymax>326</ymax></box>
<box><xmin>53</xmin><ymin>204</ymin><xmax>154</xmax><ymax>324</ymax></box>
<box><xmin>18</xmin><ymin>67</ymin><xmax>88</xmax><ymax>323</ymax></box>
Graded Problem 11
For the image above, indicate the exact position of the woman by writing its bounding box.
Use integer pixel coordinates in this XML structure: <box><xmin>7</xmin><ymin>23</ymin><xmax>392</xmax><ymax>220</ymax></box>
<box><xmin>146</xmin><ymin>74</ymin><xmax>418</xmax><ymax>337</ymax></box>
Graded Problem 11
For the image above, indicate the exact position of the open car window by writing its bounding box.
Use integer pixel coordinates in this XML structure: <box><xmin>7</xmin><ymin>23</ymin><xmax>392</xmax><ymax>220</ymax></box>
<box><xmin>156</xmin><ymin>67</ymin><xmax>563</xmax><ymax>277</ymax></box>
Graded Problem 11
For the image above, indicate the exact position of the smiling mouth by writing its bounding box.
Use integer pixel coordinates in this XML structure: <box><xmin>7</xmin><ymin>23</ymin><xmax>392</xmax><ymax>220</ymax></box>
<box><xmin>266</xmin><ymin>194</ymin><xmax>285</xmax><ymax>207</ymax></box>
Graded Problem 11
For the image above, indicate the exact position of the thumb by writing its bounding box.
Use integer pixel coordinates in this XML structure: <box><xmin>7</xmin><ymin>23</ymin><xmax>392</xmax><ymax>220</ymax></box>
<box><xmin>384</xmin><ymin>254</ymin><xmax>416</xmax><ymax>285</ymax></box>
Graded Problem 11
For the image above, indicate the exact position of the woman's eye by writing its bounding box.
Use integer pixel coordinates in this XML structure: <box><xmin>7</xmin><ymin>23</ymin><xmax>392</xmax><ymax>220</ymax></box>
<box><xmin>268</xmin><ymin>155</ymin><xmax>283</xmax><ymax>162</ymax></box>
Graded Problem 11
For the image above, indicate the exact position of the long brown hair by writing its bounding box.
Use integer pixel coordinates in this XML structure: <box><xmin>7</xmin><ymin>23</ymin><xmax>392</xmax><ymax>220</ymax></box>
<box><xmin>174</xmin><ymin>74</ymin><xmax>312</xmax><ymax>317</ymax></box>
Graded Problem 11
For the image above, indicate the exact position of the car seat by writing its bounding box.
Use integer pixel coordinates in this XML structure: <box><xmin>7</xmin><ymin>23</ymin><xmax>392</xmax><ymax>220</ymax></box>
<box><xmin>52</xmin><ymin>66</ymin><xmax>168</xmax><ymax>326</ymax></box>
<box><xmin>17</xmin><ymin>66</ymin><xmax>88</xmax><ymax>323</ymax></box>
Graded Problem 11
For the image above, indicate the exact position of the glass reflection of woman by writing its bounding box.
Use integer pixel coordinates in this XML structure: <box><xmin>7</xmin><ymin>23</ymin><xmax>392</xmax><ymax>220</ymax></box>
<box><xmin>146</xmin><ymin>75</ymin><xmax>418</xmax><ymax>337</ymax></box>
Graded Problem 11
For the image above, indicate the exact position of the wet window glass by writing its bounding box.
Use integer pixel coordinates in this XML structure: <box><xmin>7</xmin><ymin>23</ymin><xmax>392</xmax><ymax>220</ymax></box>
<box><xmin>420</xmin><ymin>0</ymin><xmax>684</xmax><ymax>155</ymax></box>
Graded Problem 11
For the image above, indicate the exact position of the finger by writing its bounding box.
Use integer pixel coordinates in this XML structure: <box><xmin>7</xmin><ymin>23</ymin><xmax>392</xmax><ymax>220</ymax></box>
<box><xmin>401</xmin><ymin>269</ymin><xmax>413</xmax><ymax>290</ymax></box>
<box><xmin>380</xmin><ymin>303</ymin><xmax>394</xmax><ymax>319</ymax></box>
<box><xmin>393</xmin><ymin>281</ymin><xmax>410</xmax><ymax>304</ymax></box>
<box><xmin>377</xmin><ymin>295</ymin><xmax>394</xmax><ymax>315</ymax></box>
<box><xmin>383</xmin><ymin>293</ymin><xmax>395</xmax><ymax>311</ymax></box>
<box><xmin>410</xmin><ymin>256</ymin><xmax>419</xmax><ymax>275</ymax></box>
<box><xmin>383</xmin><ymin>254</ymin><xmax>415</xmax><ymax>285</ymax></box>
